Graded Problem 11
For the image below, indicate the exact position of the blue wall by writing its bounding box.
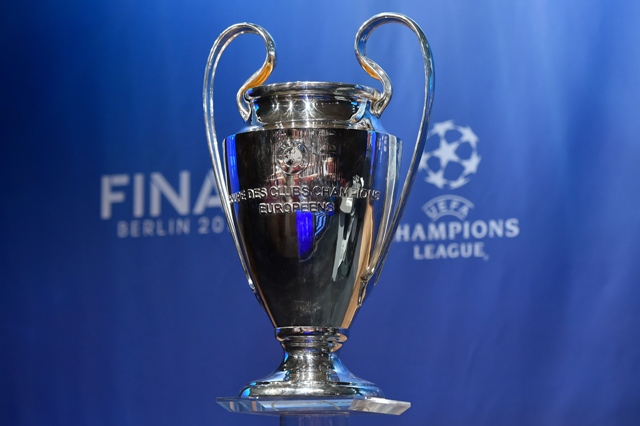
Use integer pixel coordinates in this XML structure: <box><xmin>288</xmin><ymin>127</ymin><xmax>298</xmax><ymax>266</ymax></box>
<box><xmin>2</xmin><ymin>1</ymin><xmax>640</xmax><ymax>424</ymax></box>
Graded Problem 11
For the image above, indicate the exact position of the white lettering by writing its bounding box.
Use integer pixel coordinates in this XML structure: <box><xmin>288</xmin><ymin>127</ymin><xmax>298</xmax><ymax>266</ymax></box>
<box><xmin>177</xmin><ymin>218</ymin><xmax>190</xmax><ymax>235</ymax></box>
<box><xmin>395</xmin><ymin>224</ymin><xmax>410</xmax><ymax>242</ymax></box>
<box><xmin>505</xmin><ymin>218</ymin><xmax>520</xmax><ymax>237</ymax></box>
<box><xmin>150</xmin><ymin>171</ymin><xmax>190</xmax><ymax>216</ymax></box>
<box><xmin>133</xmin><ymin>173</ymin><xmax>144</xmax><ymax>217</ymax></box>
<box><xmin>412</xmin><ymin>242</ymin><xmax>485</xmax><ymax>260</ymax></box>
<box><xmin>130</xmin><ymin>220</ymin><xmax>141</xmax><ymax>237</ymax></box>
<box><xmin>463</xmin><ymin>221</ymin><xmax>470</xmax><ymax>239</ymax></box>
<box><xmin>488</xmin><ymin>220</ymin><xmax>503</xmax><ymax>238</ymax></box>
<box><xmin>428</xmin><ymin>223</ymin><xmax>446</xmax><ymax>240</ymax></box>
<box><xmin>471</xmin><ymin>220</ymin><xmax>487</xmax><ymax>239</ymax></box>
<box><xmin>143</xmin><ymin>219</ymin><xmax>154</xmax><ymax>236</ymax></box>
<box><xmin>448</xmin><ymin>221</ymin><xmax>462</xmax><ymax>239</ymax></box>
<box><xmin>117</xmin><ymin>220</ymin><xmax>128</xmax><ymax>238</ymax></box>
<box><xmin>156</xmin><ymin>219</ymin><xmax>167</xmax><ymax>236</ymax></box>
<box><xmin>193</xmin><ymin>170</ymin><xmax>221</xmax><ymax>214</ymax></box>
<box><xmin>411</xmin><ymin>223</ymin><xmax>426</xmax><ymax>242</ymax></box>
<box><xmin>101</xmin><ymin>174</ymin><xmax>129</xmax><ymax>219</ymax></box>
<box><xmin>116</xmin><ymin>218</ymin><xmax>191</xmax><ymax>238</ymax></box>
<box><xmin>211</xmin><ymin>216</ymin><xmax>224</xmax><ymax>233</ymax></box>
<box><xmin>198</xmin><ymin>215</ymin><xmax>225</xmax><ymax>234</ymax></box>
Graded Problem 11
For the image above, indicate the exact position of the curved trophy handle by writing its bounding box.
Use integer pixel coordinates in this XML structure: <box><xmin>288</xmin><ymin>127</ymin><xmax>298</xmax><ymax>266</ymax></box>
<box><xmin>355</xmin><ymin>13</ymin><xmax>435</xmax><ymax>285</ymax></box>
<box><xmin>203</xmin><ymin>24</ymin><xmax>277</xmax><ymax>292</ymax></box>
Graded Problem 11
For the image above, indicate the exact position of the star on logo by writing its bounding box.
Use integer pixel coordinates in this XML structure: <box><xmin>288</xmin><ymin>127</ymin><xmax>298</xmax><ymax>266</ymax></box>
<box><xmin>461</xmin><ymin>151</ymin><xmax>481</xmax><ymax>175</ymax></box>
<box><xmin>431</xmin><ymin>138</ymin><xmax>460</xmax><ymax>170</ymax></box>
<box><xmin>425</xmin><ymin>169</ymin><xmax>446</xmax><ymax>189</ymax></box>
<box><xmin>429</xmin><ymin>120</ymin><xmax>455</xmax><ymax>138</ymax></box>
<box><xmin>458</xmin><ymin>126</ymin><xmax>479</xmax><ymax>148</ymax></box>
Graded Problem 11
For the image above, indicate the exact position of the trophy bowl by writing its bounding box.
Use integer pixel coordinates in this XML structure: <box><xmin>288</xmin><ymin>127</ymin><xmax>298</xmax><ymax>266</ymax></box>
<box><xmin>203</xmin><ymin>13</ymin><xmax>434</xmax><ymax>399</ymax></box>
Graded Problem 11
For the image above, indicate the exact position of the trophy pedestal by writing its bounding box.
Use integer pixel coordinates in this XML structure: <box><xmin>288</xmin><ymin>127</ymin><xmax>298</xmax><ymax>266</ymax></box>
<box><xmin>239</xmin><ymin>327</ymin><xmax>384</xmax><ymax>398</ymax></box>
<box><xmin>218</xmin><ymin>396</ymin><xmax>410</xmax><ymax>425</ymax></box>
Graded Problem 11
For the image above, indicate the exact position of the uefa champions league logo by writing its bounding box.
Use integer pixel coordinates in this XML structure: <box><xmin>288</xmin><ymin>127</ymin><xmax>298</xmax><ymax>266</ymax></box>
<box><xmin>394</xmin><ymin>119</ymin><xmax>520</xmax><ymax>261</ymax></box>
<box><xmin>420</xmin><ymin>120</ymin><xmax>481</xmax><ymax>189</ymax></box>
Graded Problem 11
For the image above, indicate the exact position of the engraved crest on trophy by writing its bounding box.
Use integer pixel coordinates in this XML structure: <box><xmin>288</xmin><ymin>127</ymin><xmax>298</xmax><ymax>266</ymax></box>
<box><xmin>276</xmin><ymin>138</ymin><xmax>310</xmax><ymax>175</ymax></box>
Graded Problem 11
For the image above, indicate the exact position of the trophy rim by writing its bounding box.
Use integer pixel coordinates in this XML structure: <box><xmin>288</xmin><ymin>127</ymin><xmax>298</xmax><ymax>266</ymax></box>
<box><xmin>245</xmin><ymin>81</ymin><xmax>381</xmax><ymax>102</ymax></box>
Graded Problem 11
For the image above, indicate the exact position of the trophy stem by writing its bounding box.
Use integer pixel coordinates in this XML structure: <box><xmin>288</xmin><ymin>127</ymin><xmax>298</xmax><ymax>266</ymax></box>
<box><xmin>239</xmin><ymin>327</ymin><xmax>384</xmax><ymax>398</ymax></box>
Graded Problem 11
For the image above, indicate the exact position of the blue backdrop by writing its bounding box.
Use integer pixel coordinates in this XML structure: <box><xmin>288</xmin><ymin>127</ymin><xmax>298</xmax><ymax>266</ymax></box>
<box><xmin>2</xmin><ymin>1</ymin><xmax>640</xmax><ymax>425</ymax></box>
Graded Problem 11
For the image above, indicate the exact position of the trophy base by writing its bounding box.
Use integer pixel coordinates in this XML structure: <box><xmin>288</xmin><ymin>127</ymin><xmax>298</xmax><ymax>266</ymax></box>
<box><xmin>217</xmin><ymin>396</ymin><xmax>411</xmax><ymax>416</ymax></box>
<box><xmin>239</xmin><ymin>327</ymin><xmax>384</xmax><ymax>398</ymax></box>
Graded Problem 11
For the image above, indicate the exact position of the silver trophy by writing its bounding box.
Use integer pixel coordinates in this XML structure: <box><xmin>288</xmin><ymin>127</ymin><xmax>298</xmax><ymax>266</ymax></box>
<box><xmin>204</xmin><ymin>13</ymin><xmax>434</xmax><ymax>402</ymax></box>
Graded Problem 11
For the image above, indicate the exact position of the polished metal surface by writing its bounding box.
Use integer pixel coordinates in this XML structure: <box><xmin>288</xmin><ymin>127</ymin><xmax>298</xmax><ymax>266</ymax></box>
<box><xmin>239</xmin><ymin>327</ymin><xmax>383</xmax><ymax>397</ymax></box>
<box><xmin>225</xmin><ymin>126</ymin><xmax>399</xmax><ymax>329</ymax></box>
<box><xmin>245</xmin><ymin>82</ymin><xmax>382</xmax><ymax>130</ymax></box>
<box><xmin>217</xmin><ymin>395</ymin><xmax>411</xmax><ymax>415</ymax></box>
<box><xmin>203</xmin><ymin>12</ymin><xmax>434</xmax><ymax>400</ymax></box>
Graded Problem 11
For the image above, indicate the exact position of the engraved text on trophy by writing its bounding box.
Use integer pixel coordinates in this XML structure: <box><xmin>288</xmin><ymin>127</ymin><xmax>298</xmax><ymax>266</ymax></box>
<box><xmin>227</xmin><ymin>131</ymin><xmax>381</xmax><ymax>215</ymax></box>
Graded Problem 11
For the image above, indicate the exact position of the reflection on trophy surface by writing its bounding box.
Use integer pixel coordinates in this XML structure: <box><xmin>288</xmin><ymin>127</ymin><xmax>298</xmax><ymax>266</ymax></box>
<box><xmin>204</xmin><ymin>13</ymin><xmax>434</xmax><ymax>399</ymax></box>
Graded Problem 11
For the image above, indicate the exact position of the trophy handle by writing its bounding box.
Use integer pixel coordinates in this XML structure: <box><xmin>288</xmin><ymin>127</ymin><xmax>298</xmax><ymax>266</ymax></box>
<box><xmin>203</xmin><ymin>24</ymin><xmax>277</xmax><ymax>292</ymax></box>
<box><xmin>355</xmin><ymin>13</ymin><xmax>435</xmax><ymax>285</ymax></box>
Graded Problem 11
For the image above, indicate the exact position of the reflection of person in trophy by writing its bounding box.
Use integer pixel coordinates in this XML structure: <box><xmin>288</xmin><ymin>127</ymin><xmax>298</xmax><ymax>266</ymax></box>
<box><xmin>332</xmin><ymin>175</ymin><xmax>364</xmax><ymax>280</ymax></box>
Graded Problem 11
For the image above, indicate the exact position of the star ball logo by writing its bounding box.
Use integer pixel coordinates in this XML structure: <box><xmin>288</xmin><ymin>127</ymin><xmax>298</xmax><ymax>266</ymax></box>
<box><xmin>420</xmin><ymin>120</ymin><xmax>481</xmax><ymax>189</ymax></box>
<box><xmin>395</xmin><ymin>120</ymin><xmax>520</xmax><ymax>261</ymax></box>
